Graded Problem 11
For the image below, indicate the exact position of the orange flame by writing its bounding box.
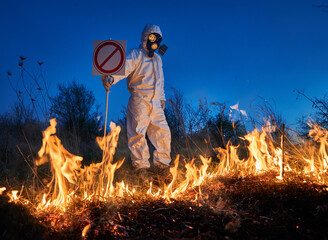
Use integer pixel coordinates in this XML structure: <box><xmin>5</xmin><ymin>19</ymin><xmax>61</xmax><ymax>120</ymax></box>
<box><xmin>2</xmin><ymin>118</ymin><xmax>328</xmax><ymax>212</ymax></box>
<box><xmin>36</xmin><ymin>119</ymin><xmax>124</xmax><ymax>208</ymax></box>
<box><xmin>36</xmin><ymin>119</ymin><xmax>83</xmax><ymax>206</ymax></box>
<box><xmin>215</xmin><ymin>125</ymin><xmax>289</xmax><ymax>178</ymax></box>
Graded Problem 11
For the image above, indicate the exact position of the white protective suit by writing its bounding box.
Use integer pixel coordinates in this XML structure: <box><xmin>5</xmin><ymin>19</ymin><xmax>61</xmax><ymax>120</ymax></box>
<box><xmin>111</xmin><ymin>24</ymin><xmax>171</xmax><ymax>169</ymax></box>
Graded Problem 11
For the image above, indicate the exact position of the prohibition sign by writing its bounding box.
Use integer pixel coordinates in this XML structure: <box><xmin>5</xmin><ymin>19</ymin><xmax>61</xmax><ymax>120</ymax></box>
<box><xmin>93</xmin><ymin>41</ymin><xmax>125</xmax><ymax>75</ymax></box>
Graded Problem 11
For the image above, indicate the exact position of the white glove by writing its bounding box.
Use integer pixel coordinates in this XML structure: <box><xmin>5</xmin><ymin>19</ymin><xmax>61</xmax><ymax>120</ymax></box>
<box><xmin>101</xmin><ymin>75</ymin><xmax>114</xmax><ymax>92</ymax></box>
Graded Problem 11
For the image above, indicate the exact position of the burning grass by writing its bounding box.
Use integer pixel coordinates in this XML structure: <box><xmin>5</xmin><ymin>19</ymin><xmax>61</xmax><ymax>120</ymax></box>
<box><xmin>1</xmin><ymin>173</ymin><xmax>328</xmax><ymax>239</ymax></box>
<box><xmin>1</xmin><ymin>118</ymin><xmax>328</xmax><ymax>239</ymax></box>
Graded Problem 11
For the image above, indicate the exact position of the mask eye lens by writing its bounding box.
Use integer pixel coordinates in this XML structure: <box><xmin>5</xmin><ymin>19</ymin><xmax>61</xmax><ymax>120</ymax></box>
<box><xmin>151</xmin><ymin>43</ymin><xmax>158</xmax><ymax>50</ymax></box>
<box><xmin>149</xmin><ymin>34</ymin><xmax>156</xmax><ymax>42</ymax></box>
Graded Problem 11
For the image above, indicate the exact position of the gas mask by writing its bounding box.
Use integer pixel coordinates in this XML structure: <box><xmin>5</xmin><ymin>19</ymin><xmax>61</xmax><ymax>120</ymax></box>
<box><xmin>146</xmin><ymin>32</ymin><xmax>168</xmax><ymax>58</ymax></box>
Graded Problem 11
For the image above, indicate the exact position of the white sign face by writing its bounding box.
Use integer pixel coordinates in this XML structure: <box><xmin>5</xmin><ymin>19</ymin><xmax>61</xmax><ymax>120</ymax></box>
<box><xmin>92</xmin><ymin>40</ymin><xmax>126</xmax><ymax>76</ymax></box>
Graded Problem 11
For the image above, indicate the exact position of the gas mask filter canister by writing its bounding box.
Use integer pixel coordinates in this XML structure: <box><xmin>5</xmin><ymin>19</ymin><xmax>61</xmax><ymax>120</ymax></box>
<box><xmin>146</xmin><ymin>32</ymin><xmax>168</xmax><ymax>57</ymax></box>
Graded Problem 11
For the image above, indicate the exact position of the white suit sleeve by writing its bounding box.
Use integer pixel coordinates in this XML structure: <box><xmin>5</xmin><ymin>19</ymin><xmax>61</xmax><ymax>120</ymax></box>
<box><xmin>159</xmin><ymin>58</ymin><xmax>166</xmax><ymax>101</ymax></box>
<box><xmin>160</xmin><ymin>78</ymin><xmax>166</xmax><ymax>101</ymax></box>
<box><xmin>112</xmin><ymin>49</ymin><xmax>139</xmax><ymax>85</ymax></box>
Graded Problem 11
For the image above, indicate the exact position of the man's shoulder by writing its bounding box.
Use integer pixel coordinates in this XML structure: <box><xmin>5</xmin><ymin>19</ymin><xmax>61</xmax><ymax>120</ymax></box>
<box><xmin>154</xmin><ymin>52</ymin><xmax>163</xmax><ymax>63</ymax></box>
<box><xmin>127</xmin><ymin>47</ymin><xmax>143</xmax><ymax>59</ymax></box>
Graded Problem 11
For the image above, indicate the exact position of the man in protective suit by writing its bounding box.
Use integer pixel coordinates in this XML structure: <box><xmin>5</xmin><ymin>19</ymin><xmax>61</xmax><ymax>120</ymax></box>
<box><xmin>102</xmin><ymin>24</ymin><xmax>171</xmax><ymax>170</ymax></box>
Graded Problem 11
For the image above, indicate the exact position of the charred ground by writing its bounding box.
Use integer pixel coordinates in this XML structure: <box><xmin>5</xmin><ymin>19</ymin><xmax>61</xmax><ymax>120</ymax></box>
<box><xmin>1</xmin><ymin>172</ymin><xmax>328</xmax><ymax>240</ymax></box>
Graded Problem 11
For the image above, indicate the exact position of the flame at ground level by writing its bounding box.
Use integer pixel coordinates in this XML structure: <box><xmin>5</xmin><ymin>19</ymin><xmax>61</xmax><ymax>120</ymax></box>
<box><xmin>2</xmin><ymin>118</ymin><xmax>328</xmax><ymax>212</ymax></box>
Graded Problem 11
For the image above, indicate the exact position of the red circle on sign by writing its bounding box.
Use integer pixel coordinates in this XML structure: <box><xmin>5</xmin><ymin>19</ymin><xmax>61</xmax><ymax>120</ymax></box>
<box><xmin>94</xmin><ymin>41</ymin><xmax>125</xmax><ymax>74</ymax></box>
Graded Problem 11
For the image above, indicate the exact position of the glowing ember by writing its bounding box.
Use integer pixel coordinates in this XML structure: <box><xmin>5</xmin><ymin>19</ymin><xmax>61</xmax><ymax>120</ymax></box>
<box><xmin>0</xmin><ymin>187</ymin><xmax>6</xmax><ymax>195</ymax></box>
<box><xmin>82</xmin><ymin>223</ymin><xmax>91</xmax><ymax>238</ymax></box>
<box><xmin>8</xmin><ymin>190</ymin><xmax>19</xmax><ymax>202</ymax></box>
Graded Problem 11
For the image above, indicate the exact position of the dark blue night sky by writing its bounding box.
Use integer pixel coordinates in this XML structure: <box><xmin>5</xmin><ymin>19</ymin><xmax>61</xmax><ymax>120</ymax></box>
<box><xmin>1</xmin><ymin>0</ymin><xmax>328</xmax><ymax>128</ymax></box>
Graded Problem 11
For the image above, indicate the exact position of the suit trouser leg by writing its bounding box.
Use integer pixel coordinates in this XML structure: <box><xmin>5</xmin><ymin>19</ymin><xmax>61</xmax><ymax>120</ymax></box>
<box><xmin>127</xmin><ymin>97</ymin><xmax>151</xmax><ymax>169</ymax></box>
<box><xmin>147</xmin><ymin>101</ymin><xmax>171</xmax><ymax>167</ymax></box>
